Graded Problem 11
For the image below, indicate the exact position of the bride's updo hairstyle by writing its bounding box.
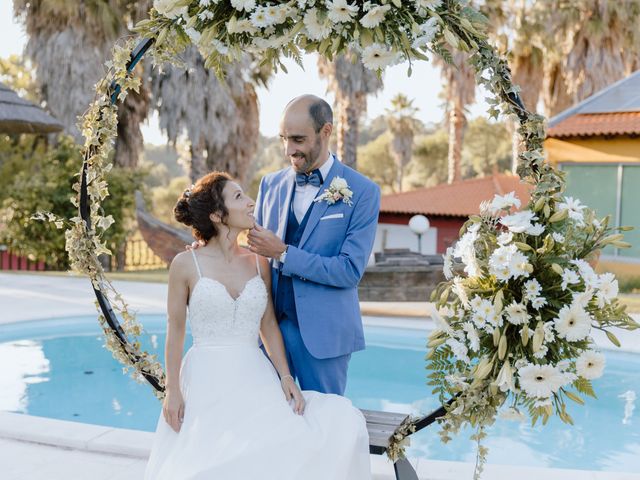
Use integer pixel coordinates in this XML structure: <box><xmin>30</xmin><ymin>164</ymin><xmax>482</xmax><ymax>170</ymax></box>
<box><xmin>174</xmin><ymin>171</ymin><xmax>232</xmax><ymax>242</ymax></box>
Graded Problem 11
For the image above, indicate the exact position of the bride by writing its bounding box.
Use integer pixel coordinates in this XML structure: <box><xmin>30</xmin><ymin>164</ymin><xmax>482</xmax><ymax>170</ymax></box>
<box><xmin>144</xmin><ymin>171</ymin><xmax>371</xmax><ymax>479</ymax></box>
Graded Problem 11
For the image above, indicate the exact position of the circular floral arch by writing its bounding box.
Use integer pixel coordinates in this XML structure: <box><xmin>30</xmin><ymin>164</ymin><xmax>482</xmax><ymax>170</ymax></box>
<box><xmin>51</xmin><ymin>0</ymin><xmax>635</xmax><ymax>475</ymax></box>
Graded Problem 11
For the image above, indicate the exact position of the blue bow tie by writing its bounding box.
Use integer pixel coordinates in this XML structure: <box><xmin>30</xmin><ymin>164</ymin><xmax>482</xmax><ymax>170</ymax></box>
<box><xmin>295</xmin><ymin>169</ymin><xmax>323</xmax><ymax>187</ymax></box>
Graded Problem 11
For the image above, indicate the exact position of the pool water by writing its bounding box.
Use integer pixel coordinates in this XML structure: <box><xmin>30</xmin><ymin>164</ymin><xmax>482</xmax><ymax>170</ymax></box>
<box><xmin>0</xmin><ymin>315</ymin><xmax>638</xmax><ymax>472</ymax></box>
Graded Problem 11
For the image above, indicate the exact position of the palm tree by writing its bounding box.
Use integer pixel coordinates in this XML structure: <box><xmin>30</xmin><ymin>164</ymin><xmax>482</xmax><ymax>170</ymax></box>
<box><xmin>436</xmin><ymin>51</ymin><xmax>476</xmax><ymax>184</ymax></box>
<box><xmin>13</xmin><ymin>0</ymin><xmax>151</xmax><ymax>168</ymax></box>
<box><xmin>386</xmin><ymin>94</ymin><xmax>421</xmax><ymax>192</ymax></box>
<box><xmin>150</xmin><ymin>47</ymin><xmax>259</xmax><ymax>186</ymax></box>
<box><xmin>318</xmin><ymin>50</ymin><xmax>383</xmax><ymax>169</ymax></box>
<box><xmin>544</xmin><ymin>0</ymin><xmax>640</xmax><ymax>116</ymax></box>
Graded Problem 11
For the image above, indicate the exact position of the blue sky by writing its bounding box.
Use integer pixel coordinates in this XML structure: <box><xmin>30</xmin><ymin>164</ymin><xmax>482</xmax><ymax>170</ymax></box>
<box><xmin>1</xmin><ymin>1</ymin><xmax>490</xmax><ymax>143</ymax></box>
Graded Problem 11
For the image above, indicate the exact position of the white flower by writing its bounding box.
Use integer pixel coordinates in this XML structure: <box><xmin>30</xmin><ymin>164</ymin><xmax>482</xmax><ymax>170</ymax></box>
<box><xmin>445</xmin><ymin>374</ymin><xmax>469</xmax><ymax>391</ymax></box>
<box><xmin>531</xmin><ymin>296</ymin><xmax>547</xmax><ymax>310</ymax></box>
<box><xmin>489</xmin><ymin>244</ymin><xmax>516</xmax><ymax>280</ymax></box>
<box><xmin>452</xmin><ymin>276</ymin><xmax>469</xmax><ymax>308</ymax></box>
<box><xmin>596</xmin><ymin>272</ymin><xmax>618</xmax><ymax>307</ymax></box>
<box><xmin>526</xmin><ymin>222</ymin><xmax>545</xmax><ymax>236</ymax></box>
<box><xmin>571</xmin><ymin>259</ymin><xmax>599</xmax><ymax>289</ymax></box>
<box><xmin>497</xmin><ymin>231</ymin><xmax>513</xmax><ymax>245</ymax></box>
<box><xmin>518</xmin><ymin>363</ymin><xmax>567</xmax><ymax>398</ymax></box>
<box><xmin>227</xmin><ymin>17</ymin><xmax>258</xmax><ymax>34</ymax></box>
<box><xmin>326</xmin><ymin>0</ymin><xmax>358</xmax><ymax>23</ymax></box>
<box><xmin>543</xmin><ymin>321</ymin><xmax>555</xmax><ymax>343</ymax></box>
<box><xmin>500</xmin><ymin>210</ymin><xmax>537</xmax><ymax>233</ymax></box>
<box><xmin>554</xmin><ymin>304</ymin><xmax>592</xmax><ymax>341</ymax></box>
<box><xmin>359</xmin><ymin>4</ymin><xmax>390</xmax><ymax>28</ymax></box>
<box><xmin>452</xmin><ymin>225</ymin><xmax>482</xmax><ymax>278</ymax></box>
<box><xmin>303</xmin><ymin>8</ymin><xmax>332</xmax><ymax>40</ymax></box>
<box><xmin>552</xmin><ymin>232</ymin><xmax>565</xmax><ymax>243</ymax></box>
<box><xmin>490</xmin><ymin>244</ymin><xmax>531</xmax><ymax>281</ymax></box>
<box><xmin>413</xmin><ymin>0</ymin><xmax>443</xmax><ymax>11</ymax></box>
<box><xmin>411</xmin><ymin>17</ymin><xmax>439</xmax><ymax>48</ymax></box>
<box><xmin>576</xmin><ymin>350</ymin><xmax>606</xmax><ymax>380</ymax></box>
<box><xmin>231</xmin><ymin>0</ymin><xmax>256</xmax><ymax>11</ymax></box>
<box><xmin>185</xmin><ymin>27</ymin><xmax>201</xmax><ymax>43</ymax></box>
<box><xmin>557</xmin><ymin>196</ymin><xmax>586</xmax><ymax>225</ymax></box>
<box><xmin>572</xmin><ymin>288</ymin><xmax>594</xmax><ymax>308</ymax></box>
<box><xmin>443</xmin><ymin>246</ymin><xmax>454</xmax><ymax>280</ymax></box>
<box><xmin>561</xmin><ymin>268</ymin><xmax>581</xmax><ymax>291</ymax></box>
<box><xmin>505</xmin><ymin>302</ymin><xmax>529</xmax><ymax>325</ymax></box>
<box><xmin>523</xmin><ymin>278</ymin><xmax>542</xmax><ymax>300</ymax></box>
<box><xmin>446</xmin><ymin>338</ymin><xmax>470</xmax><ymax>364</ymax></box>
<box><xmin>429</xmin><ymin>304</ymin><xmax>454</xmax><ymax>336</ymax></box>
<box><xmin>463</xmin><ymin>322</ymin><xmax>480</xmax><ymax>352</ymax></box>
<box><xmin>250</xmin><ymin>7</ymin><xmax>274</xmax><ymax>27</ymax></box>
<box><xmin>314</xmin><ymin>176</ymin><xmax>353</xmax><ymax>205</ymax></box>
<box><xmin>495</xmin><ymin>360</ymin><xmax>515</xmax><ymax>392</ymax></box>
<box><xmin>489</xmin><ymin>191</ymin><xmax>521</xmax><ymax>215</ymax></box>
<box><xmin>361</xmin><ymin>43</ymin><xmax>399</xmax><ymax>70</ymax></box>
<box><xmin>500</xmin><ymin>406</ymin><xmax>526</xmax><ymax>422</ymax></box>
<box><xmin>154</xmin><ymin>0</ymin><xmax>187</xmax><ymax>18</ymax></box>
<box><xmin>533</xmin><ymin>344</ymin><xmax>549</xmax><ymax>359</ymax></box>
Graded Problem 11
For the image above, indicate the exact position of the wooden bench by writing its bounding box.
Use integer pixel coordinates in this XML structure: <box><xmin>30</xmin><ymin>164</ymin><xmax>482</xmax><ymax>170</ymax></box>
<box><xmin>362</xmin><ymin>403</ymin><xmax>450</xmax><ymax>480</ymax></box>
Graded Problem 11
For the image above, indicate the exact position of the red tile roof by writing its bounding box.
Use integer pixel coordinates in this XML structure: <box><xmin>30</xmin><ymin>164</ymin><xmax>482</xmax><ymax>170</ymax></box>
<box><xmin>380</xmin><ymin>174</ymin><xmax>532</xmax><ymax>217</ymax></box>
<box><xmin>547</xmin><ymin>112</ymin><xmax>640</xmax><ymax>138</ymax></box>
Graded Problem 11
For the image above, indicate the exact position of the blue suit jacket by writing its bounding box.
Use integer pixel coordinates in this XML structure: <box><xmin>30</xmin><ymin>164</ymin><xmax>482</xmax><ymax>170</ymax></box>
<box><xmin>255</xmin><ymin>157</ymin><xmax>381</xmax><ymax>359</ymax></box>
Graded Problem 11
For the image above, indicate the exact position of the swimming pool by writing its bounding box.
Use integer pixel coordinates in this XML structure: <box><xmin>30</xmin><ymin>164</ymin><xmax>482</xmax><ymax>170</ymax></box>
<box><xmin>0</xmin><ymin>315</ymin><xmax>638</xmax><ymax>473</ymax></box>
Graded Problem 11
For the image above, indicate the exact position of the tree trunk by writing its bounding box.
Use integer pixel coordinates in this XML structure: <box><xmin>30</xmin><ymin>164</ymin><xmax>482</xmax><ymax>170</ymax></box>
<box><xmin>189</xmin><ymin>137</ymin><xmax>208</xmax><ymax>184</ymax></box>
<box><xmin>338</xmin><ymin>100</ymin><xmax>360</xmax><ymax>169</ymax></box>
<box><xmin>447</xmin><ymin>105</ymin><xmax>465</xmax><ymax>184</ymax></box>
<box><xmin>115</xmin><ymin>69</ymin><xmax>149</xmax><ymax>168</ymax></box>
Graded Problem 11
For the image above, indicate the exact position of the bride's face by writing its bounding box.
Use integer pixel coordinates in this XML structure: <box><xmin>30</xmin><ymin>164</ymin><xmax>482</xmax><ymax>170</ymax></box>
<box><xmin>219</xmin><ymin>181</ymin><xmax>255</xmax><ymax>230</ymax></box>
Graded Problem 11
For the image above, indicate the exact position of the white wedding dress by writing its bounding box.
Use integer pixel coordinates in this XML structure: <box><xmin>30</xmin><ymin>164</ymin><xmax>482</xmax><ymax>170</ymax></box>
<box><xmin>144</xmin><ymin>252</ymin><xmax>371</xmax><ymax>479</ymax></box>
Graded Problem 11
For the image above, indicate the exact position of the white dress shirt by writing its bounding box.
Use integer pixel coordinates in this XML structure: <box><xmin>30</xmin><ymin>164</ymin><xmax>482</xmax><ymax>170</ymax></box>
<box><xmin>292</xmin><ymin>153</ymin><xmax>334</xmax><ymax>223</ymax></box>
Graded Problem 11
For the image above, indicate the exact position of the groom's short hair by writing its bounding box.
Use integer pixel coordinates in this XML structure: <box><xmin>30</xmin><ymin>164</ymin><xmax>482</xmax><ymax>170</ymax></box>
<box><xmin>309</xmin><ymin>99</ymin><xmax>333</xmax><ymax>133</ymax></box>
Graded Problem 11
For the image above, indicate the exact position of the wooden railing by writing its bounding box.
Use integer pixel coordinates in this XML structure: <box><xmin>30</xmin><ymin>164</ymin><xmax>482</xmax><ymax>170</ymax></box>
<box><xmin>0</xmin><ymin>247</ymin><xmax>46</xmax><ymax>271</ymax></box>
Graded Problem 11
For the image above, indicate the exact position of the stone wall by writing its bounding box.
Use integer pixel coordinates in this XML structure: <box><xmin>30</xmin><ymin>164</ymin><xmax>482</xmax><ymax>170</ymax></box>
<box><xmin>358</xmin><ymin>265</ymin><xmax>446</xmax><ymax>302</ymax></box>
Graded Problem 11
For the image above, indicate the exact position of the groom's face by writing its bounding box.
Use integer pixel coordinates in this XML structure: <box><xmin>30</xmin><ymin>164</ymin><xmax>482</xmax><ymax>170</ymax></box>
<box><xmin>279</xmin><ymin>109</ymin><xmax>327</xmax><ymax>174</ymax></box>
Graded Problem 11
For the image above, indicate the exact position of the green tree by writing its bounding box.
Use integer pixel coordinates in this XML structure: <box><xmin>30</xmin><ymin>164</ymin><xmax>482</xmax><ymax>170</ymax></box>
<box><xmin>409</xmin><ymin>129</ymin><xmax>450</xmax><ymax>188</ymax></box>
<box><xmin>386</xmin><ymin>94</ymin><xmax>422</xmax><ymax>192</ymax></box>
<box><xmin>0</xmin><ymin>136</ymin><xmax>143</xmax><ymax>270</ymax></box>
<box><xmin>358</xmin><ymin>132</ymin><xmax>397</xmax><ymax>194</ymax></box>
<box><xmin>461</xmin><ymin>118</ymin><xmax>511</xmax><ymax>177</ymax></box>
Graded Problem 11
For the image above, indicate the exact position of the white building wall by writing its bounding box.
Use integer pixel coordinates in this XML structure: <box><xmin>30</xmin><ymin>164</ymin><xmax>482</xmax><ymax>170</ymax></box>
<box><xmin>372</xmin><ymin>223</ymin><xmax>438</xmax><ymax>255</ymax></box>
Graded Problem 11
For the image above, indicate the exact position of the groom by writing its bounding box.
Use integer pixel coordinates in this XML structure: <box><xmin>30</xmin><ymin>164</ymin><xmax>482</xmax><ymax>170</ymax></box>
<box><xmin>248</xmin><ymin>95</ymin><xmax>380</xmax><ymax>396</ymax></box>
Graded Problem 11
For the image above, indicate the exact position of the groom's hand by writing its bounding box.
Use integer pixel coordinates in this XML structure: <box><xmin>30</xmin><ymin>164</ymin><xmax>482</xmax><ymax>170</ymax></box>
<box><xmin>247</xmin><ymin>224</ymin><xmax>286</xmax><ymax>258</ymax></box>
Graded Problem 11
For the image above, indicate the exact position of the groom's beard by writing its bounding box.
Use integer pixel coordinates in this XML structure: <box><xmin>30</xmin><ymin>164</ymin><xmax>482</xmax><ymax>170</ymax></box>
<box><xmin>290</xmin><ymin>137</ymin><xmax>323</xmax><ymax>173</ymax></box>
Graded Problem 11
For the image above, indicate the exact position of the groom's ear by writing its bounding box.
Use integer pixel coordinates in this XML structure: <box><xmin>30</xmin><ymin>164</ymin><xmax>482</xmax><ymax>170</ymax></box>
<box><xmin>320</xmin><ymin>122</ymin><xmax>333</xmax><ymax>139</ymax></box>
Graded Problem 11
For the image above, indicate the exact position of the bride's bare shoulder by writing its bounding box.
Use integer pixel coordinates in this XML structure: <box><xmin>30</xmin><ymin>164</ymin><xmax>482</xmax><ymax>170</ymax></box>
<box><xmin>169</xmin><ymin>250</ymin><xmax>195</xmax><ymax>275</ymax></box>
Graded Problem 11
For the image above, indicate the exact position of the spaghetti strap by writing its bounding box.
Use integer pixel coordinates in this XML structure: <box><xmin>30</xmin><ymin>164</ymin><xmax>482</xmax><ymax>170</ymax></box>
<box><xmin>255</xmin><ymin>254</ymin><xmax>261</xmax><ymax>276</ymax></box>
<box><xmin>190</xmin><ymin>249</ymin><xmax>202</xmax><ymax>278</ymax></box>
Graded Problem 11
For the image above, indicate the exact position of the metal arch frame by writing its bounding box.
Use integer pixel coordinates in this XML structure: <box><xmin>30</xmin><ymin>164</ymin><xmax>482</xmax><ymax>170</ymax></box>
<box><xmin>78</xmin><ymin>37</ymin><xmax>163</xmax><ymax>392</ymax></box>
<box><xmin>77</xmin><ymin>34</ymin><xmax>530</xmax><ymax>438</ymax></box>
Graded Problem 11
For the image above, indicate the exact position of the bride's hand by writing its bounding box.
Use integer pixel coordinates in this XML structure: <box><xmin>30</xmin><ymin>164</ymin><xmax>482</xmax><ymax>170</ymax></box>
<box><xmin>163</xmin><ymin>389</ymin><xmax>185</xmax><ymax>432</ymax></box>
<box><xmin>281</xmin><ymin>376</ymin><xmax>305</xmax><ymax>415</ymax></box>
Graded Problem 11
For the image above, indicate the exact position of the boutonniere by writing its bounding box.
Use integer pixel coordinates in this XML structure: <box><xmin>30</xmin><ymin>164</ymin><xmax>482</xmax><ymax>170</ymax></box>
<box><xmin>314</xmin><ymin>176</ymin><xmax>353</xmax><ymax>206</ymax></box>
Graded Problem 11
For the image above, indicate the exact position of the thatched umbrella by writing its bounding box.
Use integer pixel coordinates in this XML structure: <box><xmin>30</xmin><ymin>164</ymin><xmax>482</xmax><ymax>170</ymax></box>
<box><xmin>0</xmin><ymin>82</ymin><xmax>63</xmax><ymax>134</ymax></box>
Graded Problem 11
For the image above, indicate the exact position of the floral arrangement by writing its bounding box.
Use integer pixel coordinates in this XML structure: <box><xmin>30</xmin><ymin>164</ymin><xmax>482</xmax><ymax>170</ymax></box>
<box><xmin>314</xmin><ymin>176</ymin><xmax>353</xmax><ymax>205</ymax></box>
<box><xmin>33</xmin><ymin>0</ymin><xmax>636</xmax><ymax>471</ymax></box>
<box><xmin>426</xmin><ymin>182</ymin><xmax>638</xmax><ymax>477</ymax></box>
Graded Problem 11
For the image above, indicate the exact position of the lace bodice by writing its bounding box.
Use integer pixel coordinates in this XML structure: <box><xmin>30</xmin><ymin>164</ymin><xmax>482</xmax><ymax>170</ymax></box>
<box><xmin>188</xmin><ymin>251</ymin><xmax>268</xmax><ymax>346</ymax></box>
